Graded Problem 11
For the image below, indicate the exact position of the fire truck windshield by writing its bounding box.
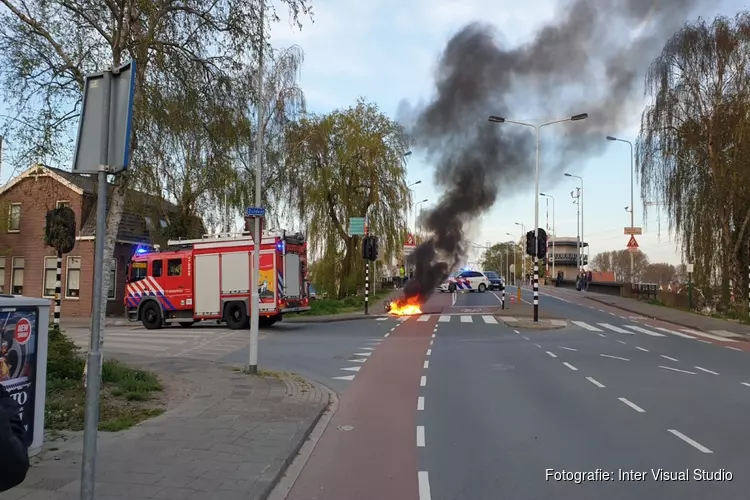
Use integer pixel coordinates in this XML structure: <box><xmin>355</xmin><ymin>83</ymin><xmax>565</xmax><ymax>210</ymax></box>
<box><xmin>130</xmin><ymin>261</ymin><xmax>147</xmax><ymax>282</ymax></box>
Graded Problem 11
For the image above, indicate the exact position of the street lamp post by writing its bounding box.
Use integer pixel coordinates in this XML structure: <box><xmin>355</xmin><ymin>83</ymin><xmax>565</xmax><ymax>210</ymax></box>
<box><xmin>607</xmin><ymin>136</ymin><xmax>635</xmax><ymax>282</ymax></box>
<box><xmin>415</xmin><ymin>199</ymin><xmax>428</xmax><ymax>238</ymax></box>
<box><xmin>514</xmin><ymin>222</ymin><xmax>525</xmax><ymax>283</ymax></box>
<box><xmin>492</xmin><ymin>113</ymin><xmax>588</xmax><ymax>321</ymax></box>
<box><xmin>540</xmin><ymin>193</ymin><xmax>555</xmax><ymax>279</ymax></box>
<box><xmin>565</xmin><ymin>173</ymin><xmax>584</xmax><ymax>269</ymax></box>
<box><xmin>506</xmin><ymin>233</ymin><xmax>516</xmax><ymax>285</ymax></box>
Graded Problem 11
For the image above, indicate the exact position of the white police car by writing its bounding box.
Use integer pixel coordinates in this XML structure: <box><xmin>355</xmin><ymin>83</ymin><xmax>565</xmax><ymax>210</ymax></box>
<box><xmin>438</xmin><ymin>270</ymin><xmax>490</xmax><ymax>293</ymax></box>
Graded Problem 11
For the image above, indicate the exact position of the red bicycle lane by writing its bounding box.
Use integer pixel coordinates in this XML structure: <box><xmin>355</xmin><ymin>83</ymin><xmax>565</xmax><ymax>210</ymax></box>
<box><xmin>284</xmin><ymin>314</ymin><xmax>434</xmax><ymax>500</ymax></box>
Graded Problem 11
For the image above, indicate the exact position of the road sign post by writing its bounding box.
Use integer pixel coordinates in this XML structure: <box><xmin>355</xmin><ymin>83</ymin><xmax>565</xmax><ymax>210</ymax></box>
<box><xmin>245</xmin><ymin>206</ymin><xmax>265</xmax><ymax>379</ymax></box>
<box><xmin>72</xmin><ymin>60</ymin><xmax>136</xmax><ymax>500</ymax></box>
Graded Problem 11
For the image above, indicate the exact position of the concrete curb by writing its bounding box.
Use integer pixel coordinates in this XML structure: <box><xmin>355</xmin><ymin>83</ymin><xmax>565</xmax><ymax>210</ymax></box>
<box><xmin>510</xmin><ymin>322</ymin><xmax>567</xmax><ymax>330</ymax></box>
<box><xmin>265</xmin><ymin>381</ymin><xmax>339</xmax><ymax>500</ymax></box>
<box><xmin>583</xmin><ymin>295</ymin><xmax>749</xmax><ymax>338</ymax></box>
<box><xmin>285</xmin><ymin>314</ymin><xmax>388</xmax><ymax>323</ymax></box>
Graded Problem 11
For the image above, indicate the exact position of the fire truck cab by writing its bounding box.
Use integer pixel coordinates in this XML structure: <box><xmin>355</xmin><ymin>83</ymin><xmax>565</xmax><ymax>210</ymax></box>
<box><xmin>124</xmin><ymin>231</ymin><xmax>311</xmax><ymax>330</ymax></box>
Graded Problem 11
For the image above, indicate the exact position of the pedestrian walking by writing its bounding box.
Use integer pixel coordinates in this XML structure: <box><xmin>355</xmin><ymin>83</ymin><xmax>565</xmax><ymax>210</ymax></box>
<box><xmin>0</xmin><ymin>384</ymin><xmax>29</xmax><ymax>491</ymax></box>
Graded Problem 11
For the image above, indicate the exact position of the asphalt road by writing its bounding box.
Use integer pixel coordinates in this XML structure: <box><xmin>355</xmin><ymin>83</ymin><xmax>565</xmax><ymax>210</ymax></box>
<box><xmin>276</xmin><ymin>287</ymin><xmax>750</xmax><ymax>499</ymax></box>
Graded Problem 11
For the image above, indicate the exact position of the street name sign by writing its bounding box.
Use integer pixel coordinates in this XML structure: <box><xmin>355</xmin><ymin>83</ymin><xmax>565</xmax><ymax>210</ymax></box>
<box><xmin>624</xmin><ymin>226</ymin><xmax>643</xmax><ymax>235</ymax></box>
<box><xmin>349</xmin><ymin>217</ymin><xmax>366</xmax><ymax>236</ymax></box>
<box><xmin>245</xmin><ymin>206</ymin><xmax>266</xmax><ymax>218</ymax></box>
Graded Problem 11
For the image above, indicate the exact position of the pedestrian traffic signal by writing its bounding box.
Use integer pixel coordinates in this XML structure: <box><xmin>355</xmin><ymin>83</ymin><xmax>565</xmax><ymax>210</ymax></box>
<box><xmin>362</xmin><ymin>235</ymin><xmax>379</xmax><ymax>261</ymax></box>
<box><xmin>537</xmin><ymin>228</ymin><xmax>547</xmax><ymax>259</ymax></box>
<box><xmin>525</xmin><ymin>231</ymin><xmax>536</xmax><ymax>257</ymax></box>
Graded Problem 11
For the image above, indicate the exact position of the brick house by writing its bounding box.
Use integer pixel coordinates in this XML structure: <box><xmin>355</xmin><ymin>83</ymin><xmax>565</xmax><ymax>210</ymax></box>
<box><xmin>0</xmin><ymin>164</ymin><xmax>203</xmax><ymax>318</ymax></box>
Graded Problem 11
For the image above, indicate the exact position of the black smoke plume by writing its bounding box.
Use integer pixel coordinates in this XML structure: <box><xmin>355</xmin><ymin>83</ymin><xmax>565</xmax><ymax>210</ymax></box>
<box><xmin>398</xmin><ymin>0</ymin><xmax>702</xmax><ymax>303</ymax></box>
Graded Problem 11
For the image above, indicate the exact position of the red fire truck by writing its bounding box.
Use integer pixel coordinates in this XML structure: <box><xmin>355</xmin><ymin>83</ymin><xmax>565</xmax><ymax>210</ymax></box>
<box><xmin>124</xmin><ymin>231</ymin><xmax>311</xmax><ymax>330</ymax></box>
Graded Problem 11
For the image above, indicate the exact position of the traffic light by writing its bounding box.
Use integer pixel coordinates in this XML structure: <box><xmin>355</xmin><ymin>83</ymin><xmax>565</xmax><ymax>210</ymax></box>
<box><xmin>525</xmin><ymin>231</ymin><xmax>536</xmax><ymax>257</ymax></box>
<box><xmin>362</xmin><ymin>236</ymin><xmax>379</xmax><ymax>261</ymax></box>
<box><xmin>537</xmin><ymin>228</ymin><xmax>547</xmax><ymax>259</ymax></box>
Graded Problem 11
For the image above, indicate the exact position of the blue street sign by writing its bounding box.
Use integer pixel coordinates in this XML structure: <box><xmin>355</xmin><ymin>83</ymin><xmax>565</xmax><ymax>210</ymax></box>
<box><xmin>245</xmin><ymin>206</ymin><xmax>266</xmax><ymax>218</ymax></box>
<box><xmin>349</xmin><ymin>217</ymin><xmax>366</xmax><ymax>236</ymax></box>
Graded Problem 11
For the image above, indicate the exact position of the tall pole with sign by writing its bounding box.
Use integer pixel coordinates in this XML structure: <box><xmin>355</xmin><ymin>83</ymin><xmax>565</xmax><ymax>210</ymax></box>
<box><xmin>71</xmin><ymin>60</ymin><xmax>136</xmax><ymax>500</ymax></box>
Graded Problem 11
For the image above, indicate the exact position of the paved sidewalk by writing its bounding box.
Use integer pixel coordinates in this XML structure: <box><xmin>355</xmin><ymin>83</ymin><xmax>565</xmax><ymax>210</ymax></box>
<box><xmin>10</xmin><ymin>354</ymin><xmax>329</xmax><ymax>500</ymax></box>
<box><xmin>584</xmin><ymin>293</ymin><xmax>750</xmax><ymax>338</ymax></box>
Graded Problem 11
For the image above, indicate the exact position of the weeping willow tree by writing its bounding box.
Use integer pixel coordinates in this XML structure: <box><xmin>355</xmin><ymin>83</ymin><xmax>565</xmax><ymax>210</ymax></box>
<box><xmin>637</xmin><ymin>13</ymin><xmax>750</xmax><ymax>314</ymax></box>
<box><xmin>284</xmin><ymin>99</ymin><xmax>412</xmax><ymax>298</ymax></box>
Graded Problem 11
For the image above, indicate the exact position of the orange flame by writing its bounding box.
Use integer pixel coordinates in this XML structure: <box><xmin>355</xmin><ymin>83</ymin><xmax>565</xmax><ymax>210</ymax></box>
<box><xmin>388</xmin><ymin>296</ymin><xmax>423</xmax><ymax>316</ymax></box>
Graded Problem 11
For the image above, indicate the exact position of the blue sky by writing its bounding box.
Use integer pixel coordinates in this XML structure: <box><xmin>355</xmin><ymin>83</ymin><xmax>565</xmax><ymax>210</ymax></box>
<box><xmin>268</xmin><ymin>0</ymin><xmax>744</xmax><ymax>266</ymax></box>
<box><xmin>0</xmin><ymin>0</ymin><xmax>743</xmax><ymax>266</ymax></box>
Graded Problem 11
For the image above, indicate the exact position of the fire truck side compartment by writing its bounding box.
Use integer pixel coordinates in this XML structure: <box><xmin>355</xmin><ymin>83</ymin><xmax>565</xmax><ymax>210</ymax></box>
<box><xmin>221</xmin><ymin>252</ymin><xmax>250</xmax><ymax>293</ymax></box>
<box><xmin>194</xmin><ymin>254</ymin><xmax>221</xmax><ymax>316</ymax></box>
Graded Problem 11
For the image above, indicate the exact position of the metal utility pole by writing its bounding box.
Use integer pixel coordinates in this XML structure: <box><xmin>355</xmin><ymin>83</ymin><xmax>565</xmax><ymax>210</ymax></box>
<box><xmin>540</xmin><ymin>193</ymin><xmax>555</xmax><ymax>278</ymax></box>
<box><xmin>565</xmin><ymin>173</ymin><xmax>584</xmax><ymax>268</ymax></box>
<box><xmin>492</xmin><ymin>113</ymin><xmax>588</xmax><ymax>321</ymax></box>
<box><xmin>572</xmin><ymin>191</ymin><xmax>581</xmax><ymax>270</ymax></box>
<box><xmin>514</xmin><ymin>222</ymin><xmax>525</xmax><ymax>283</ymax></box>
<box><xmin>607</xmin><ymin>136</ymin><xmax>635</xmax><ymax>282</ymax></box>
<box><xmin>248</xmin><ymin>1</ymin><xmax>265</xmax><ymax>374</ymax></box>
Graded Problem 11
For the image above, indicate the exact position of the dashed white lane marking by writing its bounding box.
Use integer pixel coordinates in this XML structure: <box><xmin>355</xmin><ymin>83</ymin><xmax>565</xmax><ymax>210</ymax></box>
<box><xmin>625</xmin><ymin>325</ymin><xmax>666</xmax><ymax>337</ymax></box>
<box><xmin>597</xmin><ymin>309</ymin><xmax>605</xmax><ymax>313</ymax></box>
<box><xmin>359</xmin><ymin>347</ymin><xmax>375</xmax><ymax>351</ymax></box>
<box><xmin>420</xmin><ymin>376</ymin><xmax>427</xmax><ymax>386</ymax></box>
<box><xmin>696</xmin><ymin>339</ymin><xmax>712</xmax><ymax>344</ymax></box>
<box><xmin>598</xmin><ymin>333</ymin><xmax>606</xmax><ymax>338</ymax></box>
<box><xmin>563</xmin><ymin>362</ymin><xmax>578</xmax><ymax>371</ymax></box>
<box><xmin>438</xmin><ymin>315</ymin><xmax>450</xmax><ymax>323</ymax></box>
<box><xmin>417</xmin><ymin>315</ymin><xmax>431</xmax><ymax>322</ymax></box>
<box><xmin>418</xmin><ymin>471</ymin><xmax>432</xmax><ymax>500</ymax></box>
<box><xmin>535</xmin><ymin>343</ymin><xmax>542</xmax><ymax>348</ymax></box>
<box><xmin>559</xmin><ymin>346</ymin><xmax>577</xmax><ymax>352</ymax></box>
<box><xmin>349</xmin><ymin>358</ymin><xmax>367</xmax><ymax>363</ymax></box>
<box><xmin>608</xmin><ymin>312</ymin><xmax>616</xmax><ymax>316</ymax></box>
<box><xmin>635</xmin><ymin>346</ymin><xmax>649</xmax><ymax>352</ymax></box>
<box><xmin>417</xmin><ymin>397</ymin><xmax>425</xmax><ymax>411</ymax></box>
<box><xmin>341</xmin><ymin>366</ymin><xmax>361</xmax><ymax>372</ymax></box>
<box><xmin>546</xmin><ymin>351</ymin><xmax>557</xmax><ymax>358</ymax></box>
<box><xmin>681</xmin><ymin>328</ymin><xmax>738</xmax><ymax>342</ymax></box>
<box><xmin>423</xmin><ymin>360</ymin><xmax>430</xmax><ymax>369</ymax></box>
<box><xmin>460</xmin><ymin>315</ymin><xmax>472</xmax><ymax>323</ymax></box>
<box><xmin>572</xmin><ymin>321</ymin><xmax>602</xmax><ymax>331</ymax></box>
<box><xmin>587</xmin><ymin>377</ymin><xmax>605</xmax><ymax>388</ymax></box>
<box><xmin>354</xmin><ymin>352</ymin><xmax>372</xmax><ymax>357</ymax></box>
<box><xmin>399</xmin><ymin>317</ymin><xmax>409</xmax><ymax>322</ymax></box>
<box><xmin>619</xmin><ymin>397</ymin><xmax>645</xmax><ymax>413</ymax></box>
<box><xmin>668</xmin><ymin>429</ymin><xmax>713</xmax><ymax>453</ymax></box>
<box><xmin>429</xmin><ymin>340</ymin><xmax>434</xmax><ymax>346</ymax></box>
<box><xmin>659</xmin><ymin>365</ymin><xmax>696</xmax><ymax>375</ymax></box>
<box><xmin>742</xmin><ymin>382</ymin><xmax>750</xmax><ymax>387</ymax></box>
<box><xmin>417</xmin><ymin>426</ymin><xmax>426</xmax><ymax>447</ymax></box>
<box><xmin>426</xmin><ymin>349</ymin><xmax>431</xmax><ymax>356</ymax></box>
<box><xmin>600</xmin><ymin>354</ymin><xmax>630</xmax><ymax>361</ymax></box>
<box><xmin>513</xmin><ymin>330</ymin><xmax>520</xmax><ymax>334</ymax></box>
<box><xmin>376</xmin><ymin>317</ymin><xmax>388</xmax><ymax>321</ymax></box>
<box><xmin>482</xmin><ymin>315</ymin><xmax>498</xmax><ymax>324</ymax></box>
<box><xmin>332</xmin><ymin>375</ymin><xmax>355</xmax><ymax>381</ymax></box>
<box><xmin>431</xmin><ymin>333</ymin><xmax>436</xmax><ymax>339</ymax></box>
<box><xmin>660</xmin><ymin>355</ymin><xmax>679</xmax><ymax>362</ymax></box>
<box><xmin>725</xmin><ymin>346</ymin><xmax>743</xmax><ymax>352</ymax></box>
<box><xmin>695</xmin><ymin>366</ymin><xmax>719</xmax><ymax>375</ymax></box>
<box><xmin>599</xmin><ymin>323</ymin><xmax>632</xmax><ymax>334</ymax></box>
<box><xmin>654</xmin><ymin>327</ymin><xmax>694</xmax><ymax>339</ymax></box>
<box><xmin>522</xmin><ymin>335</ymin><xmax>529</xmax><ymax>340</ymax></box>
<box><xmin>618</xmin><ymin>340</ymin><xmax>627</xmax><ymax>345</ymax></box>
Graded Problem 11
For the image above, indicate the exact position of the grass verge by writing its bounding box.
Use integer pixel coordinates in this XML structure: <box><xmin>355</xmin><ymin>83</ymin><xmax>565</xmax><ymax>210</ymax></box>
<box><xmin>45</xmin><ymin>326</ymin><xmax>164</xmax><ymax>432</ymax></box>
<box><xmin>298</xmin><ymin>289</ymin><xmax>395</xmax><ymax>316</ymax></box>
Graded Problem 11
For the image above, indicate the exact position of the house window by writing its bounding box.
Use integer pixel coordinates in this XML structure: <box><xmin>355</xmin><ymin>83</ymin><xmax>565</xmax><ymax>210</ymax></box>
<box><xmin>159</xmin><ymin>219</ymin><xmax>168</xmax><ymax>228</ymax></box>
<box><xmin>43</xmin><ymin>256</ymin><xmax>58</xmax><ymax>298</ymax></box>
<box><xmin>11</xmin><ymin>257</ymin><xmax>24</xmax><ymax>295</ymax></box>
<box><xmin>56</xmin><ymin>200</ymin><xmax>71</xmax><ymax>209</ymax></box>
<box><xmin>7</xmin><ymin>204</ymin><xmax>20</xmax><ymax>232</ymax></box>
<box><xmin>66</xmin><ymin>256</ymin><xmax>82</xmax><ymax>298</ymax></box>
<box><xmin>152</xmin><ymin>259</ymin><xmax>163</xmax><ymax>278</ymax></box>
<box><xmin>0</xmin><ymin>257</ymin><xmax>5</xmax><ymax>293</ymax></box>
<box><xmin>108</xmin><ymin>259</ymin><xmax>117</xmax><ymax>300</ymax></box>
<box><xmin>167</xmin><ymin>258</ymin><xmax>182</xmax><ymax>276</ymax></box>
<box><xmin>144</xmin><ymin>216</ymin><xmax>153</xmax><ymax>228</ymax></box>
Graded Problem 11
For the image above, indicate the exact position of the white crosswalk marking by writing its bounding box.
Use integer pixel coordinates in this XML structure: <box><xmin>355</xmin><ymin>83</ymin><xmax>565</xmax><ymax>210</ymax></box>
<box><xmin>376</xmin><ymin>317</ymin><xmax>388</xmax><ymax>321</ymax></box>
<box><xmin>598</xmin><ymin>323</ymin><xmax>632</xmax><ymax>334</ymax></box>
<box><xmin>482</xmin><ymin>315</ymin><xmax>498</xmax><ymax>324</ymax></box>
<box><xmin>681</xmin><ymin>329</ymin><xmax>738</xmax><ymax>342</ymax></box>
<box><xmin>438</xmin><ymin>315</ymin><xmax>450</xmax><ymax>322</ymax></box>
<box><xmin>624</xmin><ymin>325</ymin><xmax>666</xmax><ymax>337</ymax></box>
<box><xmin>653</xmin><ymin>327</ymin><xmax>694</xmax><ymax>339</ymax></box>
<box><xmin>571</xmin><ymin>321</ymin><xmax>602</xmax><ymax>331</ymax></box>
<box><xmin>417</xmin><ymin>315</ymin><xmax>431</xmax><ymax>322</ymax></box>
<box><xmin>460</xmin><ymin>315</ymin><xmax>473</xmax><ymax>323</ymax></box>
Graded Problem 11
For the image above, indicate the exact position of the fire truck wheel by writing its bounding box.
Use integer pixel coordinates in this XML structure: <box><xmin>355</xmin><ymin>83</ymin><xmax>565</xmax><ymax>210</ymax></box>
<box><xmin>141</xmin><ymin>302</ymin><xmax>163</xmax><ymax>330</ymax></box>
<box><xmin>224</xmin><ymin>302</ymin><xmax>249</xmax><ymax>330</ymax></box>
